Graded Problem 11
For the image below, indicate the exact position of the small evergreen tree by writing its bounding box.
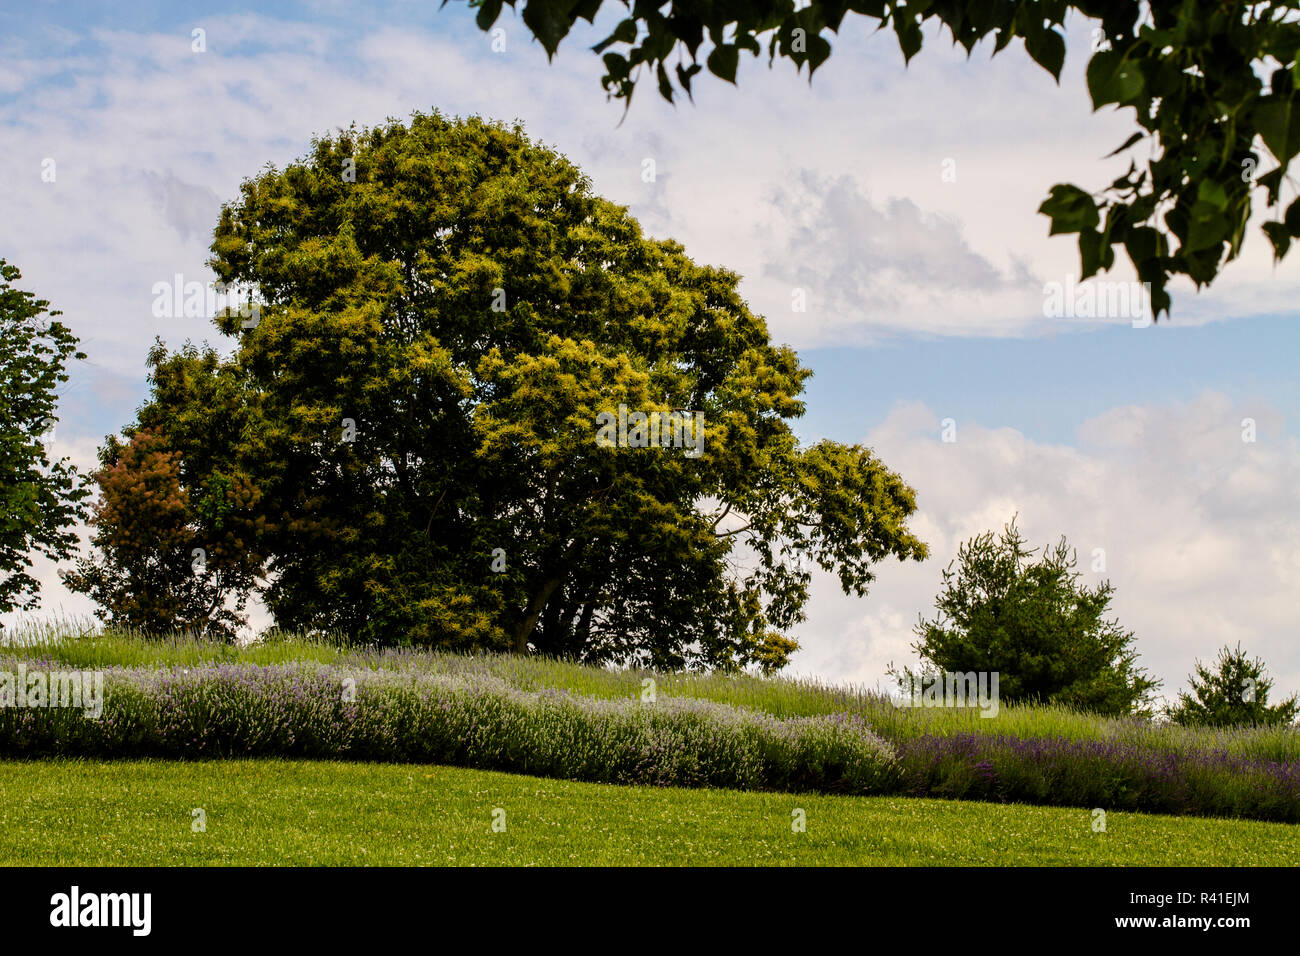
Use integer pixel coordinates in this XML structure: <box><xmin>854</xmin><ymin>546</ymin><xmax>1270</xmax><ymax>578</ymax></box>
<box><xmin>906</xmin><ymin>517</ymin><xmax>1160</xmax><ymax>717</ymax></box>
<box><xmin>1167</xmin><ymin>643</ymin><xmax>1298</xmax><ymax>728</ymax></box>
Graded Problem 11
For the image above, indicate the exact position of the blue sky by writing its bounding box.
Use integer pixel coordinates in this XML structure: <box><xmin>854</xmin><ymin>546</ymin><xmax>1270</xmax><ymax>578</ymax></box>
<box><xmin>3</xmin><ymin>1</ymin><xmax>1298</xmax><ymax>698</ymax></box>
<box><xmin>798</xmin><ymin>314</ymin><xmax>1300</xmax><ymax>447</ymax></box>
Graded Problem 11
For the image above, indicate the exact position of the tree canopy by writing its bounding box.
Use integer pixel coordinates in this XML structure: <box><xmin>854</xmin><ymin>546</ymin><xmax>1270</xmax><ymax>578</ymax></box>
<box><xmin>75</xmin><ymin>112</ymin><xmax>928</xmax><ymax>669</ymax></box>
<box><xmin>904</xmin><ymin>516</ymin><xmax>1159</xmax><ymax>715</ymax></box>
<box><xmin>458</xmin><ymin>0</ymin><xmax>1300</xmax><ymax>319</ymax></box>
<box><xmin>0</xmin><ymin>260</ymin><xmax>87</xmax><ymax>618</ymax></box>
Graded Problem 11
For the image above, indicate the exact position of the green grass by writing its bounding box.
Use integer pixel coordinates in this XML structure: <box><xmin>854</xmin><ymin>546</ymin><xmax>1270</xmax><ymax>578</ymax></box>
<box><xmin>0</xmin><ymin>759</ymin><xmax>1295</xmax><ymax>866</ymax></box>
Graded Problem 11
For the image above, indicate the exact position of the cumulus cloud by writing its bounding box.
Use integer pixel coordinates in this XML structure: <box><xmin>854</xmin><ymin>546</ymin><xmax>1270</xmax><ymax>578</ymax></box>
<box><xmin>140</xmin><ymin>171</ymin><xmax>222</xmax><ymax>242</ymax></box>
<box><xmin>758</xmin><ymin>170</ymin><xmax>1030</xmax><ymax>342</ymax></box>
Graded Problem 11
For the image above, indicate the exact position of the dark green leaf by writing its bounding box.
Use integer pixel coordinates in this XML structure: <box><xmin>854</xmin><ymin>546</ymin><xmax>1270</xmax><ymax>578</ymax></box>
<box><xmin>656</xmin><ymin>61</ymin><xmax>674</xmax><ymax>101</ymax></box>
<box><xmin>571</xmin><ymin>0</ymin><xmax>601</xmax><ymax>24</ymax></box>
<box><xmin>676</xmin><ymin>62</ymin><xmax>702</xmax><ymax>99</ymax></box>
<box><xmin>1263</xmin><ymin>220</ymin><xmax>1292</xmax><ymax>260</ymax></box>
<box><xmin>1086</xmin><ymin>49</ymin><xmax>1145</xmax><ymax>109</ymax></box>
<box><xmin>521</xmin><ymin>0</ymin><xmax>571</xmax><ymax>57</ymax></box>
<box><xmin>1039</xmin><ymin>184</ymin><xmax>1100</xmax><ymax>235</ymax></box>
<box><xmin>1256</xmin><ymin>166</ymin><xmax>1285</xmax><ymax>206</ymax></box>
<box><xmin>707</xmin><ymin>44</ymin><xmax>739</xmax><ymax>83</ymax></box>
<box><xmin>1256</xmin><ymin>93</ymin><xmax>1300</xmax><ymax>166</ymax></box>
<box><xmin>1286</xmin><ymin>196</ymin><xmax>1300</xmax><ymax>237</ymax></box>
<box><xmin>1079</xmin><ymin>228</ymin><xmax>1113</xmax><ymax>278</ymax></box>
<box><xmin>1123</xmin><ymin>226</ymin><xmax>1161</xmax><ymax>271</ymax></box>
<box><xmin>474</xmin><ymin>0</ymin><xmax>504</xmax><ymax>31</ymax></box>
<box><xmin>806</xmin><ymin>34</ymin><xmax>833</xmax><ymax>74</ymax></box>
<box><xmin>1185</xmin><ymin>201</ymin><xmax>1229</xmax><ymax>253</ymax></box>
<box><xmin>593</xmin><ymin>18</ymin><xmax>637</xmax><ymax>55</ymax></box>
<box><xmin>894</xmin><ymin>15</ymin><xmax>922</xmax><ymax>64</ymax></box>
<box><xmin>1026</xmin><ymin>28</ymin><xmax>1065</xmax><ymax>81</ymax></box>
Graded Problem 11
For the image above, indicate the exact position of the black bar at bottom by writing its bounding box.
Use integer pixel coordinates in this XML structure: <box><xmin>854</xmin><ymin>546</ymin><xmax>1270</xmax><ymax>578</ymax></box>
<box><xmin>0</xmin><ymin>865</ymin><xmax>1289</xmax><ymax>942</ymax></box>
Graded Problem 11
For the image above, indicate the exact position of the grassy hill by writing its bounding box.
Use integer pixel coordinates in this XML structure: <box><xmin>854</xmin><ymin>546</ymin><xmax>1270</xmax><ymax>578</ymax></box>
<box><xmin>1</xmin><ymin>758</ymin><xmax>1295</xmax><ymax>866</ymax></box>
<box><xmin>1</xmin><ymin>625</ymin><xmax>1298</xmax><ymax>866</ymax></box>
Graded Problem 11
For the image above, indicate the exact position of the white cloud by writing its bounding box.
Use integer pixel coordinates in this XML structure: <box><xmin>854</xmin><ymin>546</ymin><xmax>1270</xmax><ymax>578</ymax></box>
<box><xmin>756</xmin><ymin>170</ymin><xmax>1038</xmax><ymax>341</ymax></box>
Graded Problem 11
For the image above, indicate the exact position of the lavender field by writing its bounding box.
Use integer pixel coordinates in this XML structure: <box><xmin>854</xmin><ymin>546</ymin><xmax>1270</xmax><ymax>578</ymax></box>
<box><xmin>3</xmin><ymin>628</ymin><xmax>1297</xmax><ymax>823</ymax></box>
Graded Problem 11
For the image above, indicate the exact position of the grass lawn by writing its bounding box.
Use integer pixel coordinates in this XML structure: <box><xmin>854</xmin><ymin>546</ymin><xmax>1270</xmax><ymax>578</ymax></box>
<box><xmin>0</xmin><ymin>759</ymin><xmax>1295</xmax><ymax>866</ymax></box>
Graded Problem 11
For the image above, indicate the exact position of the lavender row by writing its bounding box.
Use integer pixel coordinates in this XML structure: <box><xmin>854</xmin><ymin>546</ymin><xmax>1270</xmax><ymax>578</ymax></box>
<box><xmin>897</xmin><ymin>733</ymin><xmax>1300</xmax><ymax>822</ymax></box>
<box><xmin>0</xmin><ymin>661</ymin><xmax>900</xmax><ymax>795</ymax></box>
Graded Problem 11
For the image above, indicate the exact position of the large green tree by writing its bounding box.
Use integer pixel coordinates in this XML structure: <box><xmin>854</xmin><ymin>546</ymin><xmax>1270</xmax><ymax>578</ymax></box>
<box><xmin>0</xmin><ymin>260</ymin><xmax>88</xmax><ymax>618</ymax></box>
<box><xmin>92</xmin><ymin>112</ymin><xmax>927</xmax><ymax>669</ymax></box>
<box><xmin>455</xmin><ymin>1</ymin><xmax>1300</xmax><ymax>318</ymax></box>
<box><xmin>905</xmin><ymin>517</ymin><xmax>1160</xmax><ymax>715</ymax></box>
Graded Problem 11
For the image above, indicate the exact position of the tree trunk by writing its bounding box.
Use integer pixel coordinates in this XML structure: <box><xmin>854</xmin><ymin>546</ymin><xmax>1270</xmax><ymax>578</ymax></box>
<box><xmin>512</xmin><ymin>575</ymin><xmax>563</xmax><ymax>654</ymax></box>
